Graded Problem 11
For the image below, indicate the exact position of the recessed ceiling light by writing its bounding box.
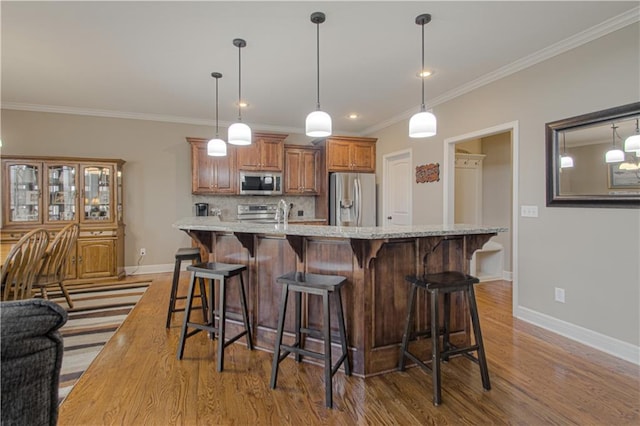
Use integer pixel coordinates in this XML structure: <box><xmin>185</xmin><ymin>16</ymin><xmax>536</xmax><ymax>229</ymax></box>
<box><xmin>417</xmin><ymin>70</ymin><xmax>433</xmax><ymax>78</ymax></box>
<box><xmin>348</xmin><ymin>113</ymin><xmax>359</xmax><ymax>119</ymax></box>
<box><xmin>237</xmin><ymin>101</ymin><xmax>249</xmax><ymax>108</ymax></box>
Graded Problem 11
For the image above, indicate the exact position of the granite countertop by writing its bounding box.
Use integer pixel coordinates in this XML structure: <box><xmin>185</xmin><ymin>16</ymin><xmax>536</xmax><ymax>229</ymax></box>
<box><xmin>173</xmin><ymin>217</ymin><xmax>507</xmax><ymax>239</ymax></box>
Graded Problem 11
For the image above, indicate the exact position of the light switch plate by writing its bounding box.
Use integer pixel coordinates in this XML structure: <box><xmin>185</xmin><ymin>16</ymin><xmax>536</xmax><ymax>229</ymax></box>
<box><xmin>521</xmin><ymin>205</ymin><xmax>538</xmax><ymax>217</ymax></box>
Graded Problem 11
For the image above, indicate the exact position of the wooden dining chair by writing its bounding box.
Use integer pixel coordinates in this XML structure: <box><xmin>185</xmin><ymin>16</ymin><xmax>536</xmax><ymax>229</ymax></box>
<box><xmin>1</xmin><ymin>229</ymin><xmax>50</xmax><ymax>301</ymax></box>
<box><xmin>33</xmin><ymin>223</ymin><xmax>79</xmax><ymax>308</ymax></box>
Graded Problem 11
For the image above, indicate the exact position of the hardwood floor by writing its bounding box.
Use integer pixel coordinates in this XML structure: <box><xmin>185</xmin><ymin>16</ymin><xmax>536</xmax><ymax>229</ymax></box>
<box><xmin>58</xmin><ymin>274</ymin><xmax>639</xmax><ymax>425</ymax></box>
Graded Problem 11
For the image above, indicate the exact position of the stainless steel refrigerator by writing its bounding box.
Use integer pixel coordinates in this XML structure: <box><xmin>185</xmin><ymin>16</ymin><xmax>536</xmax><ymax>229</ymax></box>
<box><xmin>329</xmin><ymin>173</ymin><xmax>376</xmax><ymax>226</ymax></box>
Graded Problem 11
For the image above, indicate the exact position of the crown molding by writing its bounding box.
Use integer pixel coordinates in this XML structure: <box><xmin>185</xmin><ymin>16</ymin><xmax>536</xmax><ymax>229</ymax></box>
<box><xmin>363</xmin><ymin>6</ymin><xmax>640</xmax><ymax>136</ymax></box>
<box><xmin>0</xmin><ymin>102</ymin><xmax>313</xmax><ymax>135</ymax></box>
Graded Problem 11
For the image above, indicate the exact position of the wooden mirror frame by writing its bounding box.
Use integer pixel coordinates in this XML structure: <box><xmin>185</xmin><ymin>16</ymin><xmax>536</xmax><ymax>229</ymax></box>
<box><xmin>545</xmin><ymin>102</ymin><xmax>640</xmax><ymax>208</ymax></box>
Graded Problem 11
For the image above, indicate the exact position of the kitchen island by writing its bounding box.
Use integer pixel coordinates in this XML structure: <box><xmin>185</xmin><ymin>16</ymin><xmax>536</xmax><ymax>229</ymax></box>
<box><xmin>173</xmin><ymin>218</ymin><xmax>506</xmax><ymax>377</ymax></box>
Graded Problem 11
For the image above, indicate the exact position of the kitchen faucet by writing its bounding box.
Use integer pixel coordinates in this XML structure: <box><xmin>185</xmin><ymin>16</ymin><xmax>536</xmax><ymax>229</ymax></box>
<box><xmin>275</xmin><ymin>199</ymin><xmax>289</xmax><ymax>226</ymax></box>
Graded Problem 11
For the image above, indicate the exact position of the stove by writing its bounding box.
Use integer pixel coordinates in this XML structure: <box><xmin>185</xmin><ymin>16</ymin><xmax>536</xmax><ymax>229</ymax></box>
<box><xmin>236</xmin><ymin>203</ymin><xmax>279</xmax><ymax>222</ymax></box>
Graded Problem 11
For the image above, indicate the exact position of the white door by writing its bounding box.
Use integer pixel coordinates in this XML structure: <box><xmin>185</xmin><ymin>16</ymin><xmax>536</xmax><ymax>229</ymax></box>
<box><xmin>383</xmin><ymin>150</ymin><xmax>412</xmax><ymax>225</ymax></box>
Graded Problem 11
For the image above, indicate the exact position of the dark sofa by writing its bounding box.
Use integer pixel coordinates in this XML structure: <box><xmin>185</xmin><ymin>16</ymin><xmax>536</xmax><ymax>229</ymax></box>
<box><xmin>1</xmin><ymin>299</ymin><xmax>67</xmax><ymax>426</ymax></box>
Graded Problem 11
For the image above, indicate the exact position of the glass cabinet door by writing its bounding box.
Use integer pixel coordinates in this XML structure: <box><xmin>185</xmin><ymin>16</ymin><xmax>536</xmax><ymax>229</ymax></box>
<box><xmin>81</xmin><ymin>165</ymin><xmax>113</xmax><ymax>223</ymax></box>
<box><xmin>4</xmin><ymin>161</ymin><xmax>42</xmax><ymax>225</ymax></box>
<box><xmin>44</xmin><ymin>163</ymin><xmax>78</xmax><ymax>223</ymax></box>
<box><xmin>116</xmin><ymin>164</ymin><xmax>123</xmax><ymax>223</ymax></box>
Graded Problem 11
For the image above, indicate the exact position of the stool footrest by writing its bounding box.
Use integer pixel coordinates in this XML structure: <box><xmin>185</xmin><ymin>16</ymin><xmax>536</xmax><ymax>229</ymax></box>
<box><xmin>401</xmin><ymin>349</ymin><xmax>433</xmax><ymax>373</ymax></box>
<box><xmin>442</xmin><ymin>344</ymin><xmax>480</xmax><ymax>359</ymax></box>
<box><xmin>279</xmin><ymin>344</ymin><xmax>323</xmax><ymax>361</ymax></box>
<box><xmin>222</xmin><ymin>330</ymin><xmax>248</xmax><ymax>348</ymax></box>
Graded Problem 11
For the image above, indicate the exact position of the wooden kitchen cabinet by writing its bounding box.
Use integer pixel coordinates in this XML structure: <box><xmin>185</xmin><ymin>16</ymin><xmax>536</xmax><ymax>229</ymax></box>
<box><xmin>1</xmin><ymin>155</ymin><xmax>125</xmax><ymax>283</ymax></box>
<box><xmin>236</xmin><ymin>132</ymin><xmax>287</xmax><ymax>171</ymax></box>
<box><xmin>325</xmin><ymin>136</ymin><xmax>376</xmax><ymax>173</ymax></box>
<box><xmin>284</xmin><ymin>145</ymin><xmax>321</xmax><ymax>195</ymax></box>
<box><xmin>188</xmin><ymin>138</ymin><xmax>237</xmax><ymax>194</ymax></box>
<box><xmin>77</xmin><ymin>237</ymin><xmax>116</xmax><ymax>279</ymax></box>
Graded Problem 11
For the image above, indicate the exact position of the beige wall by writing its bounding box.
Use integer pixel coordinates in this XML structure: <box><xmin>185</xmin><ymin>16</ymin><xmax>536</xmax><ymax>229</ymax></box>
<box><xmin>1</xmin><ymin>23</ymin><xmax>638</xmax><ymax>357</ymax></box>
<box><xmin>371</xmin><ymin>23</ymin><xmax>639</xmax><ymax>351</ymax></box>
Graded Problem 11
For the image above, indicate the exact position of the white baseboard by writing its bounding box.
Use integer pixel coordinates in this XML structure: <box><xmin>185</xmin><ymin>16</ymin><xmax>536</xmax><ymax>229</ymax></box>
<box><xmin>516</xmin><ymin>306</ymin><xmax>639</xmax><ymax>366</ymax></box>
<box><xmin>502</xmin><ymin>270</ymin><xmax>513</xmax><ymax>281</ymax></box>
<box><xmin>125</xmin><ymin>263</ymin><xmax>179</xmax><ymax>276</ymax></box>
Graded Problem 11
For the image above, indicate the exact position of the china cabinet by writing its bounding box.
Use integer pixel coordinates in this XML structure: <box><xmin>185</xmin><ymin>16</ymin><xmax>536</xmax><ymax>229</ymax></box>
<box><xmin>284</xmin><ymin>145</ymin><xmax>321</xmax><ymax>195</ymax></box>
<box><xmin>188</xmin><ymin>138</ymin><xmax>237</xmax><ymax>194</ymax></box>
<box><xmin>1</xmin><ymin>156</ymin><xmax>125</xmax><ymax>283</ymax></box>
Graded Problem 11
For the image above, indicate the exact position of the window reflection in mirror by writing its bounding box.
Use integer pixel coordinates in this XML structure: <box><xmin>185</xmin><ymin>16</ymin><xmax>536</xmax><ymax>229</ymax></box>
<box><xmin>546</xmin><ymin>102</ymin><xmax>640</xmax><ymax>208</ymax></box>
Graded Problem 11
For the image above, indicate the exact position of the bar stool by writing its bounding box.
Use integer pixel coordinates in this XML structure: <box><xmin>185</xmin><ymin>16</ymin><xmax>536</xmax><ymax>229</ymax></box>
<box><xmin>399</xmin><ymin>271</ymin><xmax>490</xmax><ymax>406</ymax></box>
<box><xmin>270</xmin><ymin>271</ymin><xmax>351</xmax><ymax>409</ymax></box>
<box><xmin>166</xmin><ymin>247</ymin><xmax>208</xmax><ymax>329</ymax></box>
<box><xmin>176</xmin><ymin>262</ymin><xmax>253</xmax><ymax>372</ymax></box>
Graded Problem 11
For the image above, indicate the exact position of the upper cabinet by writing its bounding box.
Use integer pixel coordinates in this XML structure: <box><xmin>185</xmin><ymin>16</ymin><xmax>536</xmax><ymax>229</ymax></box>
<box><xmin>2</xmin><ymin>157</ymin><xmax>125</xmax><ymax>228</ymax></box>
<box><xmin>325</xmin><ymin>136</ymin><xmax>377</xmax><ymax>173</ymax></box>
<box><xmin>284</xmin><ymin>145</ymin><xmax>321</xmax><ymax>195</ymax></box>
<box><xmin>236</xmin><ymin>132</ymin><xmax>286</xmax><ymax>172</ymax></box>
<box><xmin>188</xmin><ymin>138</ymin><xmax>237</xmax><ymax>194</ymax></box>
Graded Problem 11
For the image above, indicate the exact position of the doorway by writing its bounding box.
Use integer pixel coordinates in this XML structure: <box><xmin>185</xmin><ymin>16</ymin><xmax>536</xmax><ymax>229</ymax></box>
<box><xmin>382</xmin><ymin>149</ymin><xmax>412</xmax><ymax>225</ymax></box>
<box><xmin>443</xmin><ymin>121</ymin><xmax>519</xmax><ymax>315</ymax></box>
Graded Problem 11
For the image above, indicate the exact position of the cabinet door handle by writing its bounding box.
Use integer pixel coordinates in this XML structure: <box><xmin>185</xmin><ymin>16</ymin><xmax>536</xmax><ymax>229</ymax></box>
<box><xmin>387</xmin><ymin>216</ymin><xmax>392</xmax><ymax>220</ymax></box>
<box><xmin>71</xmin><ymin>256</ymin><xmax>76</xmax><ymax>265</ymax></box>
<box><xmin>78</xmin><ymin>256</ymin><xmax>83</xmax><ymax>264</ymax></box>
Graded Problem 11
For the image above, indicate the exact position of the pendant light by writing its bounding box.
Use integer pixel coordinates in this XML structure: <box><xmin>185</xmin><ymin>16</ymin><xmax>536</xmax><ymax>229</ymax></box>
<box><xmin>409</xmin><ymin>13</ymin><xmax>437</xmax><ymax>138</ymax></box>
<box><xmin>207</xmin><ymin>72</ymin><xmax>227</xmax><ymax>157</ymax></box>
<box><xmin>228</xmin><ymin>38</ymin><xmax>252</xmax><ymax>146</ymax></box>
<box><xmin>605</xmin><ymin>123</ymin><xmax>624</xmax><ymax>163</ymax></box>
<box><xmin>305</xmin><ymin>12</ymin><xmax>331</xmax><ymax>137</ymax></box>
<box><xmin>559</xmin><ymin>132</ymin><xmax>574</xmax><ymax>168</ymax></box>
<box><xmin>624</xmin><ymin>118</ymin><xmax>640</xmax><ymax>152</ymax></box>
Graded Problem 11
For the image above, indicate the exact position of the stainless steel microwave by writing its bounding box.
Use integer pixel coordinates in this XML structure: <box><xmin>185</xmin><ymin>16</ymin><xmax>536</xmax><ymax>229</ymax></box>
<box><xmin>239</xmin><ymin>171</ymin><xmax>282</xmax><ymax>195</ymax></box>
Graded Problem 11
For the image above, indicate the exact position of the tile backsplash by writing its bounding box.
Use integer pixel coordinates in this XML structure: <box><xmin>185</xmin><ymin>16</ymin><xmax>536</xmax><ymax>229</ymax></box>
<box><xmin>191</xmin><ymin>195</ymin><xmax>316</xmax><ymax>220</ymax></box>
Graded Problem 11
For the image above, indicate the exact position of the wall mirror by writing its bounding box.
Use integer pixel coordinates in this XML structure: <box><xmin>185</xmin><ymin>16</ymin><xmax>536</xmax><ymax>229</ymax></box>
<box><xmin>546</xmin><ymin>102</ymin><xmax>640</xmax><ymax>208</ymax></box>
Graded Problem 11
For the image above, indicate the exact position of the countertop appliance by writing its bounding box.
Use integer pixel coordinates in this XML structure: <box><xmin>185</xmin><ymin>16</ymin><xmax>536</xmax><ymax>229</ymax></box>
<box><xmin>195</xmin><ymin>203</ymin><xmax>209</xmax><ymax>216</ymax></box>
<box><xmin>239</xmin><ymin>171</ymin><xmax>282</xmax><ymax>195</ymax></box>
<box><xmin>329</xmin><ymin>173</ymin><xmax>376</xmax><ymax>226</ymax></box>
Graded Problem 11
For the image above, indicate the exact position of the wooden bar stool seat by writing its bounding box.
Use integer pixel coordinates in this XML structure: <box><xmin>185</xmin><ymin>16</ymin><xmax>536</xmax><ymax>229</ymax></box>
<box><xmin>270</xmin><ymin>271</ymin><xmax>351</xmax><ymax>409</ymax></box>
<box><xmin>399</xmin><ymin>271</ymin><xmax>490</xmax><ymax>406</ymax></box>
<box><xmin>166</xmin><ymin>247</ymin><xmax>207</xmax><ymax>328</ymax></box>
<box><xmin>176</xmin><ymin>262</ymin><xmax>253</xmax><ymax>372</ymax></box>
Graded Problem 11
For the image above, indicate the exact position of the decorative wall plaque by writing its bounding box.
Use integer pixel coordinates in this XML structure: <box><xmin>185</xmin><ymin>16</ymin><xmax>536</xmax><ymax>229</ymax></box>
<box><xmin>416</xmin><ymin>163</ymin><xmax>440</xmax><ymax>183</ymax></box>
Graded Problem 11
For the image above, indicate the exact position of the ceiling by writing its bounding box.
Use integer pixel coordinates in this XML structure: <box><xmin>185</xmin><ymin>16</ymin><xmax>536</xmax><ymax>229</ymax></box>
<box><xmin>2</xmin><ymin>1</ymin><xmax>638</xmax><ymax>137</ymax></box>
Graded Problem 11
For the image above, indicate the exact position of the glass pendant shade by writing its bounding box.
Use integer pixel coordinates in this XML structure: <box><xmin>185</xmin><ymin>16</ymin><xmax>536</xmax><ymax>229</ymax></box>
<box><xmin>409</xmin><ymin>110</ymin><xmax>437</xmax><ymax>138</ymax></box>
<box><xmin>228</xmin><ymin>122</ymin><xmax>252</xmax><ymax>146</ymax></box>
<box><xmin>560</xmin><ymin>155</ymin><xmax>574</xmax><ymax>168</ymax></box>
<box><xmin>306</xmin><ymin>110</ymin><xmax>332</xmax><ymax>137</ymax></box>
<box><xmin>306</xmin><ymin>12</ymin><xmax>331</xmax><ymax>138</ymax></box>
<box><xmin>624</xmin><ymin>134</ymin><xmax>640</xmax><ymax>152</ymax></box>
<box><xmin>207</xmin><ymin>138</ymin><xmax>227</xmax><ymax>156</ymax></box>
<box><xmin>409</xmin><ymin>14</ymin><xmax>436</xmax><ymax>138</ymax></box>
<box><xmin>605</xmin><ymin>148</ymin><xmax>624</xmax><ymax>163</ymax></box>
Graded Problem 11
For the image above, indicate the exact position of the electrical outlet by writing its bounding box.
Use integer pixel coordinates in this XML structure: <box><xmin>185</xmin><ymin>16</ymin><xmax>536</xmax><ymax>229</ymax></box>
<box><xmin>139</xmin><ymin>248</ymin><xmax>146</xmax><ymax>256</ymax></box>
<box><xmin>555</xmin><ymin>287</ymin><xmax>565</xmax><ymax>303</ymax></box>
<box><xmin>521</xmin><ymin>205</ymin><xmax>539</xmax><ymax>217</ymax></box>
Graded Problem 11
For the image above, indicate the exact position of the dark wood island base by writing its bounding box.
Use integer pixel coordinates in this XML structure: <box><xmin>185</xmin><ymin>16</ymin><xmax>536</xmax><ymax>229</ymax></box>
<box><xmin>174</xmin><ymin>220</ymin><xmax>503</xmax><ymax>377</ymax></box>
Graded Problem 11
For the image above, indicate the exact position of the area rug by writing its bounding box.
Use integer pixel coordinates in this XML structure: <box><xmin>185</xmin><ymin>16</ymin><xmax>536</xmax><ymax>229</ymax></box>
<box><xmin>49</xmin><ymin>280</ymin><xmax>151</xmax><ymax>403</ymax></box>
